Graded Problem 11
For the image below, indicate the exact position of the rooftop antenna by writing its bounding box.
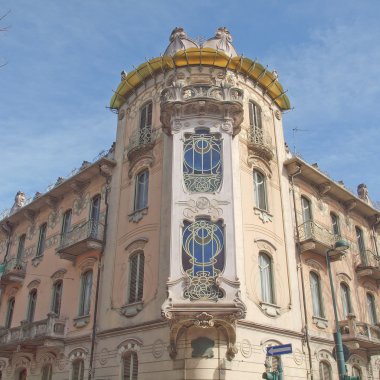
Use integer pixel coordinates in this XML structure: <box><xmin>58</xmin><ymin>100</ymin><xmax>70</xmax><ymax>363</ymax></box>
<box><xmin>292</xmin><ymin>127</ymin><xmax>309</xmax><ymax>155</ymax></box>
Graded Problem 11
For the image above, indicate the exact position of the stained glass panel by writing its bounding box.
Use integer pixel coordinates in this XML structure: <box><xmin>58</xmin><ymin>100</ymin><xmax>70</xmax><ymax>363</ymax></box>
<box><xmin>183</xmin><ymin>130</ymin><xmax>222</xmax><ymax>193</ymax></box>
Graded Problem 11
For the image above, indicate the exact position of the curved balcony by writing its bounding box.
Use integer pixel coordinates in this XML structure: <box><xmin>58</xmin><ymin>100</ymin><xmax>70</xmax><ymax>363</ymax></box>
<box><xmin>126</xmin><ymin>127</ymin><xmax>159</xmax><ymax>163</ymax></box>
<box><xmin>247</xmin><ymin>127</ymin><xmax>274</xmax><ymax>161</ymax></box>
<box><xmin>0</xmin><ymin>314</ymin><xmax>66</xmax><ymax>352</ymax></box>
<box><xmin>340</xmin><ymin>315</ymin><xmax>380</xmax><ymax>354</ymax></box>
<box><xmin>355</xmin><ymin>249</ymin><xmax>380</xmax><ymax>280</ymax></box>
<box><xmin>57</xmin><ymin>219</ymin><xmax>104</xmax><ymax>261</ymax></box>
<box><xmin>297</xmin><ymin>221</ymin><xmax>342</xmax><ymax>258</ymax></box>
<box><xmin>0</xmin><ymin>258</ymin><xmax>27</xmax><ymax>286</ymax></box>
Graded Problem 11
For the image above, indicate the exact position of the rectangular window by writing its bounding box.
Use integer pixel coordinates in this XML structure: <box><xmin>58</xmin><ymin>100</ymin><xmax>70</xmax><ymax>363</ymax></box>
<box><xmin>134</xmin><ymin>170</ymin><xmax>149</xmax><ymax>211</ymax></box>
<box><xmin>79</xmin><ymin>271</ymin><xmax>92</xmax><ymax>316</ymax></box>
<box><xmin>36</xmin><ymin>223</ymin><xmax>47</xmax><ymax>257</ymax></box>
<box><xmin>26</xmin><ymin>290</ymin><xmax>37</xmax><ymax>322</ymax></box>
<box><xmin>16</xmin><ymin>234</ymin><xmax>26</xmax><ymax>260</ymax></box>
<box><xmin>51</xmin><ymin>281</ymin><xmax>63</xmax><ymax>316</ymax></box>
<box><xmin>5</xmin><ymin>298</ymin><xmax>15</xmax><ymax>329</ymax></box>
<box><xmin>139</xmin><ymin>102</ymin><xmax>152</xmax><ymax>131</ymax></box>
<box><xmin>128</xmin><ymin>253</ymin><xmax>144</xmax><ymax>304</ymax></box>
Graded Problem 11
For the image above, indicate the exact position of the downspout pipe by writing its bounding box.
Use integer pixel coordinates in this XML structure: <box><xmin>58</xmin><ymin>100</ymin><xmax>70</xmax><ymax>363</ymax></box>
<box><xmin>88</xmin><ymin>173</ymin><xmax>111</xmax><ymax>380</ymax></box>
<box><xmin>289</xmin><ymin>167</ymin><xmax>314</xmax><ymax>380</ymax></box>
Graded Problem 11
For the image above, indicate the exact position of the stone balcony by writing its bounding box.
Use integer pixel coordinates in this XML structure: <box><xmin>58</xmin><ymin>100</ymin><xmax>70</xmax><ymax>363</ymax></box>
<box><xmin>297</xmin><ymin>221</ymin><xmax>342</xmax><ymax>259</ymax></box>
<box><xmin>0</xmin><ymin>314</ymin><xmax>66</xmax><ymax>353</ymax></box>
<box><xmin>0</xmin><ymin>258</ymin><xmax>27</xmax><ymax>286</ymax></box>
<box><xmin>126</xmin><ymin>127</ymin><xmax>159</xmax><ymax>163</ymax></box>
<box><xmin>355</xmin><ymin>249</ymin><xmax>380</xmax><ymax>281</ymax></box>
<box><xmin>247</xmin><ymin>126</ymin><xmax>274</xmax><ymax>161</ymax></box>
<box><xmin>57</xmin><ymin>219</ymin><xmax>104</xmax><ymax>261</ymax></box>
<box><xmin>340</xmin><ymin>315</ymin><xmax>380</xmax><ymax>354</ymax></box>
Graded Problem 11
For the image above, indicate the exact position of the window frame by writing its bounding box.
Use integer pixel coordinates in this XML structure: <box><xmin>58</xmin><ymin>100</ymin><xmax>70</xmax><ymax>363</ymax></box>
<box><xmin>16</xmin><ymin>234</ymin><xmax>26</xmax><ymax>261</ymax></box>
<box><xmin>134</xmin><ymin>170</ymin><xmax>149</xmax><ymax>212</ymax></box>
<box><xmin>355</xmin><ymin>226</ymin><xmax>366</xmax><ymax>256</ymax></box>
<box><xmin>122</xmin><ymin>351</ymin><xmax>138</xmax><ymax>380</ymax></box>
<box><xmin>78</xmin><ymin>270</ymin><xmax>93</xmax><ymax>317</ymax></box>
<box><xmin>128</xmin><ymin>252</ymin><xmax>145</xmax><ymax>304</ymax></box>
<box><xmin>248</xmin><ymin>100</ymin><xmax>262</xmax><ymax>131</ymax></box>
<box><xmin>51</xmin><ymin>280</ymin><xmax>63</xmax><ymax>317</ymax></box>
<box><xmin>41</xmin><ymin>364</ymin><xmax>53</xmax><ymax>380</ymax></box>
<box><xmin>340</xmin><ymin>282</ymin><xmax>353</xmax><ymax>319</ymax></box>
<box><xmin>5</xmin><ymin>297</ymin><xmax>15</xmax><ymax>329</ymax></box>
<box><xmin>367</xmin><ymin>292</ymin><xmax>377</xmax><ymax>325</ymax></box>
<box><xmin>330</xmin><ymin>212</ymin><xmax>341</xmax><ymax>237</ymax></box>
<box><xmin>139</xmin><ymin>102</ymin><xmax>153</xmax><ymax>131</ymax></box>
<box><xmin>71</xmin><ymin>359</ymin><xmax>84</xmax><ymax>380</ymax></box>
<box><xmin>253</xmin><ymin>170</ymin><xmax>268</xmax><ymax>211</ymax></box>
<box><xmin>319</xmin><ymin>361</ymin><xmax>332</xmax><ymax>380</ymax></box>
<box><xmin>258</xmin><ymin>252</ymin><xmax>275</xmax><ymax>304</ymax></box>
<box><xmin>26</xmin><ymin>289</ymin><xmax>37</xmax><ymax>323</ymax></box>
<box><xmin>309</xmin><ymin>271</ymin><xmax>325</xmax><ymax>318</ymax></box>
<box><xmin>36</xmin><ymin>223</ymin><xmax>47</xmax><ymax>257</ymax></box>
<box><xmin>61</xmin><ymin>209</ymin><xmax>72</xmax><ymax>237</ymax></box>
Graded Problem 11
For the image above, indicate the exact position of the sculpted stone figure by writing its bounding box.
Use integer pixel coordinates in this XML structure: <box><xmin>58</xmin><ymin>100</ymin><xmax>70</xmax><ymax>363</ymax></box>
<box><xmin>10</xmin><ymin>191</ymin><xmax>26</xmax><ymax>214</ymax></box>
<box><xmin>357</xmin><ymin>183</ymin><xmax>371</xmax><ymax>204</ymax></box>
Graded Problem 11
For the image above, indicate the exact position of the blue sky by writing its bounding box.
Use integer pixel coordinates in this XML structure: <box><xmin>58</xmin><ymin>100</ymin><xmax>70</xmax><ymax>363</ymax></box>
<box><xmin>1</xmin><ymin>0</ymin><xmax>379</xmax><ymax>213</ymax></box>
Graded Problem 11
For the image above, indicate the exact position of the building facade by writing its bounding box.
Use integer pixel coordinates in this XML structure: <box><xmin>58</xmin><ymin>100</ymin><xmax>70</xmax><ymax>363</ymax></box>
<box><xmin>0</xmin><ymin>27</ymin><xmax>379</xmax><ymax>380</ymax></box>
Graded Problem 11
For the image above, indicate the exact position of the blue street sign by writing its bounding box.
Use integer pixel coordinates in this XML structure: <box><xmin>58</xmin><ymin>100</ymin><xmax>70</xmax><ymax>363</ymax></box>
<box><xmin>267</xmin><ymin>344</ymin><xmax>293</xmax><ymax>356</ymax></box>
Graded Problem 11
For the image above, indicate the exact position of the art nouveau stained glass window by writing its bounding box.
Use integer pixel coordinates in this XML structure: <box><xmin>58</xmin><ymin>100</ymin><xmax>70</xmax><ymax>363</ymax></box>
<box><xmin>183</xmin><ymin>129</ymin><xmax>222</xmax><ymax>193</ymax></box>
<box><xmin>182</xmin><ymin>219</ymin><xmax>224</xmax><ymax>300</ymax></box>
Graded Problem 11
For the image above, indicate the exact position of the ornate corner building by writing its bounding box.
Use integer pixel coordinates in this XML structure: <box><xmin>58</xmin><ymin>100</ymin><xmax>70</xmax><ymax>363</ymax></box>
<box><xmin>0</xmin><ymin>27</ymin><xmax>379</xmax><ymax>380</ymax></box>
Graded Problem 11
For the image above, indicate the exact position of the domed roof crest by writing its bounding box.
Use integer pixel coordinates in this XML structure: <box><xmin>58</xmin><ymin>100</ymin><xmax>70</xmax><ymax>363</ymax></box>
<box><xmin>164</xmin><ymin>27</ymin><xmax>198</xmax><ymax>56</ymax></box>
<box><xmin>203</xmin><ymin>27</ymin><xmax>237</xmax><ymax>56</ymax></box>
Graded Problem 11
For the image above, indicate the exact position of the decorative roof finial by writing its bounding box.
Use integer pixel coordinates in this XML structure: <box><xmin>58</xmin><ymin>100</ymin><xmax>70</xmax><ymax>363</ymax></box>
<box><xmin>203</xmin><ymin>27</ymin><xmax>237</xmax><ymax>56</ymax></box>
<box><xmin>164</xmin><ymin>27</ymin><xmax>198</xmax><ymax>56</ymax></box>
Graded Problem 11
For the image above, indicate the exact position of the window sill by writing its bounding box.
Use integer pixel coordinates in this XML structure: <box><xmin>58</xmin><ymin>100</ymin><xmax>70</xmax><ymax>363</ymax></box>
<box><xmin>128</xmin><ymin>207</ymin><xmax>148</xmax><ymax>223</ymax></box>
<box><xmin>120</xmin><ymin>301</ymin><xmax>144</xmax><ymax>317</ymax></box>
<box><xmin>31</xmin><ymin>255</ymin><xmax>44</xmax><ymax>267</ymax></box>
<box><xmin>260</xmin><ymin>301</ymin><xmax>280</xmax><ymax>317</ymax></box>
<box><xmin>254</xmin><ymin>207</ymin><xmax>272</xmax><ymax>223</ymax></box>
<box><xmin>312</xmin><ymin>315</ymin><xmax>328</xmax><ymax>329</ymax></box>
<box><xmin>73</xmin><ymin>314</ymin><xmax>90</xmax><ymax>327</ymax></box>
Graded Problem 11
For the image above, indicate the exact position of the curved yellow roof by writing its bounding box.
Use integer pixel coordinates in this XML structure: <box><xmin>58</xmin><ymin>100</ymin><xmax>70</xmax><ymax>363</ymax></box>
<box><xmin>110</xmin><ymin>48</ymin><xmax>290</xmax><ymax>110</ymax></box>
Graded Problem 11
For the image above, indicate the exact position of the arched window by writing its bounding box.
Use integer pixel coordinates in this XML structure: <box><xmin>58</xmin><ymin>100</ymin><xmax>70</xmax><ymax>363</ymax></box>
<box><xmin>134</xmin><ymin>170</ymin><xmax>149</xmax><ymax>211</ymax></box>
<box><xmin>36</xmin><ymin>223</ymin><xmax>47</xmax><ymax>257</ymax></box>
<box><xmin>367</xmin><ymin>293</ymin><xmax>377</xmax><ymax>325</ymax></box>
<box><xmin>5</xmin><ymin>297</ymin><xmax>15</xmax><ymax>329</ymax></box>
<box><xmin>26</xmin><ymin>289</ymin><xmax>37</xmax><ymax>322</ymax></box>
<box><xmin>253</xmin><ymin>171</ymin><xmax>268</xmax><ymax>211</ymax></box>
<box><xmin>340</xmin><ymin>283</ymin><xmax>352</xmax><ymax>319</ymax></box>
<box><xmin>310</xmin><ymin>272</ymin><xmax>324</xmax><ymax>318</ymax></box>
<box><xmin>16</xmin><ymin>234</ymin><xmax>26</xmax><ymax>260</ymax></box>
<box><xmin>352</xmin><ymin>365</ymin><xmax>361</xmax><ymax>379</ymax></box>
<box><xmin>301</xmin><ymin>196</ymin><xmax>312</xmax><ymax>238</ymax></box>
<box><xmin>182</xmin><ymin>219</ymin><xmax>225</xmax><ymax>301</ymax></box>
<box><xmin>122</xmin><ymin>351</ymin><xmax>138</xmax><ymax>380</ymax></box>
<box><xmin>51</xmin><ymin>280</ymin><xmax>63</xmax><ymax>317</ymax></box>
<box><xmin>17</xmin><ymin>368</ymin><xmax>27</xmax><ymax>380</ymax></box>
<box><xmin>183</xmin><ymin>129</ymin><xmax>223</xmax><ymax>193</ymax></box>
<box><xmin>128</xmin><ymin>252</ymin><xmax>145</xmax><ymax>304</ymax></box>
<box><xmin>79</xmin><ymin>271</ymin><xmax>93</xmax><ymax>316</ymax></box>
<box><xmin>319</xmin><ymin>361</ymin><xmax>332</xmax><ymax>380</ymax></box>
<box><xmin>259</xmin><ymin>252</ymin><xmax>274</xmax><ymax>304</ymax></box>
<box><xmin>41</xmin><ymin>364</ymin><xmax>53</xmax><ymax>380</ymax></box>
<box><xmin>355</xmin><ymin>226</ymin><xmax>366</xmax><ymax>259</ymax></box>
<box><xmin>72</xmin><ymin>359</ymin><xmax>84</xmax><ymax>380</ymax></box>
<box><xmin>330</xmin><ymin>213</ymin><xmax>340</xmax><ymax>238</ymax></box>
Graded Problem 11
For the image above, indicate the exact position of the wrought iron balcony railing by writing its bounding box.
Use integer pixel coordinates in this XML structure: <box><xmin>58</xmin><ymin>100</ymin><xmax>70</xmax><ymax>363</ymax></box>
<box><xmin>0</xmin><ymin>257</ymin><xmax>27</xmax><ymax>285</ymax></box>
<box><xmin>126</xmin><ymin>127</ymin><xmax>159</xmax><ymax>162</ymax></box>
<box><xmin>247</xmin><ymin>127</ymin><xmax>274</xmax><ymax>161</ymax></box>
<box><xmin>355</xmin><ymin>249</ymin><xmax>380</xmax><ymax>280</ymax></box>
<box><xmin>339</xmin><ymin>316</ymin><xmax>380</xmax><ymax>351</ymax></box>
<box><xmin>0</xmin><ymin>314</ymin><xmax>66</xmax><ymax>349</ymax></box>
<box><xmin>57</xmin><ymin>219</ymin><xmax>104</xmax><ymax>260</ymax></box>
<box><xmin>297</xmin><ymin>220</ymin><xmax>341</xmax><ymax>256</ymax></box>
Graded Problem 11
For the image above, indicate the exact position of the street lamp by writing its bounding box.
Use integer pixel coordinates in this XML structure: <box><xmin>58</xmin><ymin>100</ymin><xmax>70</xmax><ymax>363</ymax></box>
<box><xmin>326</xmin><ymin>239</ymin><xmax>350</xmax><ymax>380</ymax></box>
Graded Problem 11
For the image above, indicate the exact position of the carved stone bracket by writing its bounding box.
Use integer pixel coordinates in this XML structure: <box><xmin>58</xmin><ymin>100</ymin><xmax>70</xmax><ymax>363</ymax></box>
<box><xmin>45</xmin><ymin>196</ymin><xmax>59</xmax><ymax>210</ymax></box>
<box><xmin>344</xmin><ymin>199</ymin><xmax>357</xmax><ymax>212</ymax></box>
<box><xmin>318</xmin><ymin>182</ymin><xmax>331</xmax><ymax>197</ymax></box>
<box><xmin>70</xmin><ymin>180</ymin><xmax>90</xmax><ymax>196</ymax></box>
<box><xmin>254</xmin><ymin>208</ymin><xmax>273</xmax><ymax>223</ymax></box>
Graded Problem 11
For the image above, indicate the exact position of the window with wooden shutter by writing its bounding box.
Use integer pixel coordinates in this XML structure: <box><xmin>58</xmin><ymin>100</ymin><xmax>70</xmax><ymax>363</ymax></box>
<box><xmin>123</xmin><ymin>352</ymin><xmax>138</xmax><ymax>380</ymax></box>
<box><xmin>128</xmin><ymin>253</ymin><xmax>144</xmax><ymax>304</ymax></box>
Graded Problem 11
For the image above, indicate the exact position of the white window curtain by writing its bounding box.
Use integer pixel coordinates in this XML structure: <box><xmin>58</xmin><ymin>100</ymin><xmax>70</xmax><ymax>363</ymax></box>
<box><xmin>134</xmin><ymin>170</ymin><xmax>149</xmax><ymax>211</ymax></box>
<box><xmin>310</xmin><ymin>272</ymin><xmax>324</xmax><ymax>318</ymax></box>
<box><xmin>259</xmin><ymin>253</ymin><xmax>273</xmax><ymax>304</ymax></box>
<box><xmin>253</xmin><ymin>171</ymin><xmax>268</xmax><ymax>211</ymax></box>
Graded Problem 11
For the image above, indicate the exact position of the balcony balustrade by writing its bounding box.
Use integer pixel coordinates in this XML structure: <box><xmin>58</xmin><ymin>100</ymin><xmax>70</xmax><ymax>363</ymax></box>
<box><xmin>355</xmin><ymin>249</ymin><xmax>380</xmax><ymax>280</ymax></box>
<box><xmin>247</xmin><ymin>126</ymin><xmax>274</xmax><ymax>161</ymax></box>
<box><xmin>0</xmin><ymin>314</ymin><xmax>66</xmax><ymax>351</ymax></box>
<box><xmin>126</xmin><ymin>127</ymin><xmax>159</xmax><ymax>162</ymax></box>
<box><xmin>57</xmin><ymin>219</ymin><xmax>104</xmax><ymax>261</ymax></box>
<box><xmin>297</xmin><ymin>220</ymin><xmax>342</xmax><ymax>258</ymax></box>
<box><xmin>340</xmin><ymin>315</ymin><xmax>380</xmax><ymax>353</ymax></box>
<box><xmin>0</xmin><ymin>258</ymin><xmax>27</xmax><ymax>285</ymax></box>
